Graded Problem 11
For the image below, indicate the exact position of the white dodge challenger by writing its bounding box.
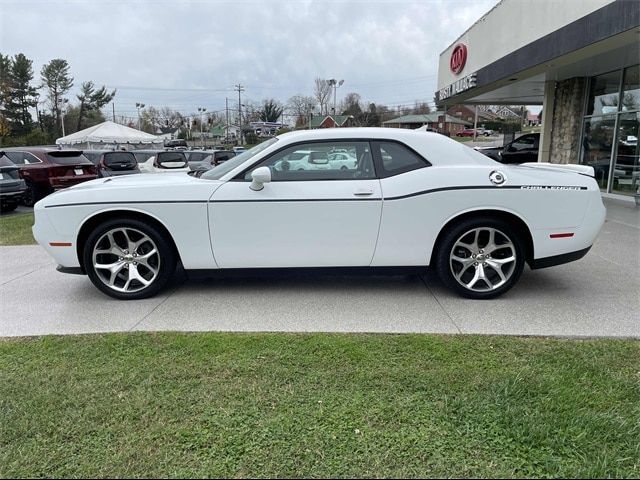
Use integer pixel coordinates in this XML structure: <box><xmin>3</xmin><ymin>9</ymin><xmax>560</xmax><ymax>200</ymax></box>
<box><xmin>33</xmin><ymin>128</ymin><xmax>606</xmax><ymax>300</ymax></box>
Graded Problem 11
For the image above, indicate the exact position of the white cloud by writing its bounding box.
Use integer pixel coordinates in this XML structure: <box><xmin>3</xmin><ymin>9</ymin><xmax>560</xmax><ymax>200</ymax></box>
<box><xmin>0</xmin><ymin>0</ymin><xmax>497</xmax><ymax>117</ymax></box>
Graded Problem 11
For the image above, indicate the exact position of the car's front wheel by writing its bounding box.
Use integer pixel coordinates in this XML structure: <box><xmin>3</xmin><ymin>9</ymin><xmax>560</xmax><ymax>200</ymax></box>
<box><xmin>83</xmin><ymin>218</ymin><xmax>177</xmax><ymax>300</ymax></box>
<box><xmin>435</xmin><ymin>218</ymin><xmax>525</xmax><ymax>299</ymax></box>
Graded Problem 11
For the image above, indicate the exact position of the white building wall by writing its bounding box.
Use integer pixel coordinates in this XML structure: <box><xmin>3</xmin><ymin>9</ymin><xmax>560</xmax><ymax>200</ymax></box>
<box><xmin>437</xmin><ymin>0</ymin><xmax>615</xmax><ymax>89</ymax></box>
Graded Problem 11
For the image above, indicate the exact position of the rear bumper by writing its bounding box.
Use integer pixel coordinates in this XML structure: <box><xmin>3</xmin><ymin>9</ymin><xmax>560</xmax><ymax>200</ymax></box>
<box><xmin>51</xmin><ymin>174</ymin><xmax>98</xmax><ymax>189</ymax></box>
<box><xmin>56</xmin><ymin>265</ymin><xmax>84</xmax><ymax>275</ymax></box>
<box><xmin>0</xmin><ymin>189</ymin><xmax>25</xmax><ymax>200</ymax></box>
<box><xmin>529</xmin><ymin>246</ymin><xmax>591</xmax><ymax>269</ymax></box>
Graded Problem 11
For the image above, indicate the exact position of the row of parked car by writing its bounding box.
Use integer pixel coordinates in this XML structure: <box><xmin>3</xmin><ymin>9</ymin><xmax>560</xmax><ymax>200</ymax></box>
<box><xmin>0</xmin><ymin>146</ymin><xmax>240</xmax><ymax>211</ymax></box>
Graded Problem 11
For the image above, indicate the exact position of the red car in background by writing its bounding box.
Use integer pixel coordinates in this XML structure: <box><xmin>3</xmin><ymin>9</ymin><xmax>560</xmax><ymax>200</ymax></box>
<box><xmin>455</xmin><ymin>128</ymin><xmax>476</xmax><ymax>137</ymax></box>
<box><xmin>4</xmin><ymin>147</ymin><xmax>97</xmax><ymax>206</ymax></box>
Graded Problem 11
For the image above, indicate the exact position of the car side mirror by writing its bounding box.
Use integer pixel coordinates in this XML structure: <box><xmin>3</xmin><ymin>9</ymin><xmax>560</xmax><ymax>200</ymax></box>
<box><xmin>250</xmin><ymin>166</ymin><xmax>271</xmax><ymax>191</ymax></box>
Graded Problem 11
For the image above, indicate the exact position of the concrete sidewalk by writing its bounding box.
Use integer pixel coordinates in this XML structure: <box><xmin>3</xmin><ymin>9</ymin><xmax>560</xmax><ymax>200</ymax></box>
<box><xmin>1</xmin><ymin>198</ymin><xmax>638</xmax><ymax>338</ymax></box>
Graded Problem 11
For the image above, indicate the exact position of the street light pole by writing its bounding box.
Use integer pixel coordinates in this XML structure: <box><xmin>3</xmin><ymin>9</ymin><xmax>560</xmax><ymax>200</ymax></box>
<box><xmin>135</xmin><ymin>102</ymin><xmax>145</xmax><ymax>130</ymax></box>
<box><xmin>328</xmin><ymin>79</ymin><xmax>344</xmax><ymax>119</ymax></box>
<box><xmin>57</xmin><ymin>98</ymin><xmax>68</xmax><ymax>137</ymax></box>
<box><xmin>198</xmin><ymin>107</ymin><xmax>207</xmax><ymax>148</ymax></box>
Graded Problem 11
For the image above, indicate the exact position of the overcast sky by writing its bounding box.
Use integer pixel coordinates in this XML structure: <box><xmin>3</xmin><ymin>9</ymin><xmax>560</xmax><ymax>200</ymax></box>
<box><xmin>1</xmin><ymin>0</ymin><xmax>503</xmax><ymax>121</ymax></box>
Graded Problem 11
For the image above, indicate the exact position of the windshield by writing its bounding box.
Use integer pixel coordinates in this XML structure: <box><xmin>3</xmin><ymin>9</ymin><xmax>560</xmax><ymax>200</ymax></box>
<box><xmin>201</xmin><ymin>138</ymin><xmax>278</xmax><ymax>180</ymax></box>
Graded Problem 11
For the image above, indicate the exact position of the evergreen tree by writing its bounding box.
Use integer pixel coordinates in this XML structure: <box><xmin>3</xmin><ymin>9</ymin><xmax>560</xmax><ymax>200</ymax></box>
<box><xmin>40</xmin><ymin>58</ymin><xmax>73</xmax><ymax>136</ymax></box>
<box><xmin>5</xmin><ymin>53</ymin><xmax>38</xmax><ymax>135</ymax></box>
<box><xmin>0</xmin><ymin>54</ymin><xmax>11</xmax><ymax>136</ymax></box>
<box><xmin>76</xmin><ymin>81</ymin><xmax>116</xmax><ymax>131</ymax></box>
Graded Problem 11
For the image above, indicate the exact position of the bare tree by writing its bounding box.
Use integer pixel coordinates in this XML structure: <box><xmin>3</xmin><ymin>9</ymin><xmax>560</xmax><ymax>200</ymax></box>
<box><xmin>140</xmin><ymin>106</ymin><xmax>184</xmax><ymax>132</ymax></box>
<box><xmin>287</xmin><ymin>94</ymin><xmax>316</xmax><ymax>127</ymax></box>
<box><xmin>314</xmin><ymin>78</ymin><xmax>332</xmax><ymax>115</ymax></box>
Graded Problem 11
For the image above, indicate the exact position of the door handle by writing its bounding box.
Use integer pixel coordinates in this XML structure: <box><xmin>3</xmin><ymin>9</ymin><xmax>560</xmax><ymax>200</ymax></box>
<box><xmin>353</xmin><ymin>188</ymin><xmax>374</xmax><ymax>196</ymax></box>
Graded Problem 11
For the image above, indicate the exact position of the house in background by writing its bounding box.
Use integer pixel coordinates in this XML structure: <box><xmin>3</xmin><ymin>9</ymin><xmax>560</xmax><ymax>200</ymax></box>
<box><xmin>382</xmin><ymin>113</ymin><xmax>471</xmax><ymax>136</ymax></box>
<box><xmin>155</xmin><ymin>126</ymin><xmax>181</xmax><ymax>140</ymax></box>
<box><xmin>309</xmin><ymin>115</ymin><xmax>354</xmax><ymax>129</ymax></box>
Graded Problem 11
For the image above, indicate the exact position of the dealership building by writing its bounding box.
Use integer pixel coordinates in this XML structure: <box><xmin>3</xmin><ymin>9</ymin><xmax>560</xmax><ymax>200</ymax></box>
<box><xmin>435</xmin><ymin>0</ymin><xmax>639</xmax><ymax>200</ymax></box>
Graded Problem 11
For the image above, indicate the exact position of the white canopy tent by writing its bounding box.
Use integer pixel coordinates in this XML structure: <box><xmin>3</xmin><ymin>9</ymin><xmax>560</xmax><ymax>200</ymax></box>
<box><xmin>56</xmin><ymin>121</ymin><xmax>163</xmax><ymax>149</ymax></box>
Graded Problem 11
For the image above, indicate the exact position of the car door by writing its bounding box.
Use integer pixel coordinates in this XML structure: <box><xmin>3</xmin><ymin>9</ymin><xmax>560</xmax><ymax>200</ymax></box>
<box><xmin>209</xmin><ymin>140</ymin><xmax>382</xmax><ymax>268</ymax></box>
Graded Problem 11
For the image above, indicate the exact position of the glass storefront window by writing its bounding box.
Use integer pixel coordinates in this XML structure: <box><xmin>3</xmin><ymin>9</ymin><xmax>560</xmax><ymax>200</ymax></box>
<box><xmin>581</xmin><ymin>115</ymin><xmax>616</xmax><ymax>190</ymax></box>
<box><xmin>611</xmin><ymin>112</ymin><xmax>640</xmax><ymax>196</ymax></box>
<box><xmin>586</xmin><ymin>70</ymin><xmax>621</xmax><ymax>116</ymax></box>
<box><xmin>621</xmin><ymin>65</ymin><xmax>640</xmax><ymax>112</ymax></box>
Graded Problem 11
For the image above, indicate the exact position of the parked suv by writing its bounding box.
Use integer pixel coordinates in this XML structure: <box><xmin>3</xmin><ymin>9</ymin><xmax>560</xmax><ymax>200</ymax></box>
<box><xmin>4</xmin><ymin>147</ymin><xmax>97</xmax><ymax>206</ymax></box>
<box><xmin>187</xmin><ymin>150</ymin><xmax>236</xmax><ymax>172</ymax></box>
<box><xmin>0</xmin><ymin>152</ymin><xmax>26</xmax><ymax>212</ymax></box>
<box><xmin>84</xmin><ymin>150</ymin><xmax>140</xmax><ymax>177</ymax></box>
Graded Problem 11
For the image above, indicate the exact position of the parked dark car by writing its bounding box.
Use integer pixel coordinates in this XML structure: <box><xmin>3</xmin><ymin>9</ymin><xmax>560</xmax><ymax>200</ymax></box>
<box><xmin>84</xmin><ymin>150</ymin><xmax>140</xmax><ymax>177</ymax></box>
<box><xmin>164</xmin><ymin>139</ymin><xmax>188</xmax><ymax>148</ymax></box>
<box><xmin>4</xmin><ymin>147</ymin><xmax>97</xmax><ymax>206</ymax></box>
<box><xmin>0</xmin><ymin>152</ymin><xmax>27</xmax><ymax>212</ymax></box>
<box><xmin>474</xmin><ymin>133</ymin><xmax>540</xmax><ymax>164</ymax></box>
<box><xmin>131</xmin><ymin>149</ymin><xmax>163</xmax><ymax>164</ymax></box>
<box><xmin>186</xmin><ymin>150</ymin><xmax>236</xmax><ymax>172</ymax></box>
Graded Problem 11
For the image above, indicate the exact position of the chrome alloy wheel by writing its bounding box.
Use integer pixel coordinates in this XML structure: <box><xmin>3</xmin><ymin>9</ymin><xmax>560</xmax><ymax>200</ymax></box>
<box><xmin>91</xmin><ymin>227</ymin><xmax>160</xmax><ymax>293</ymax></box>
<box><xmin>449</xmin><ymin>227</ymin><xmax>517</xmax><ymax>292</ymax></box>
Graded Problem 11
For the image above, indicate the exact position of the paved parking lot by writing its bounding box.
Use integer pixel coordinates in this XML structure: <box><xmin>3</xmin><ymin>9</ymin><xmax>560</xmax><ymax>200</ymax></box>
<box><xmin>0</xmin><ymin>198</ymin><xmax>638</xmax><ymax>338</ymax></box>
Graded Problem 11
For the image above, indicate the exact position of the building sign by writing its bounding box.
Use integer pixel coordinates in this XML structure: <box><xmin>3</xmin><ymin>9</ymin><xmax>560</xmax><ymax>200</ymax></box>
<box><xmin>450</xmin><ymin>43</ymin><xmax>467</xmax><ymax>74</ymax></box>
<box><xmin>438</xmin><ymin>72</ymin><xmax>477</xmax><ymax>101</ymax></box>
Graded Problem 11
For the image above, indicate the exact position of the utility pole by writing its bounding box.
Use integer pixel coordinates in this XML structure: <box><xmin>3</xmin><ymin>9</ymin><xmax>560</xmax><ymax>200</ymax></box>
<box><xmin>112</xmin><ymin>102</ymin><xmax>115</xmax><ymax>122</ymax></box>
<box><xmin>225</xmin><ymin>97</ymin><xmax>229</xmax><ymax>144</ymax></box>
<box><xmin>235</xmin><ymin>84</ymin><xmax>244</xmax><ymax>145</ymax></box>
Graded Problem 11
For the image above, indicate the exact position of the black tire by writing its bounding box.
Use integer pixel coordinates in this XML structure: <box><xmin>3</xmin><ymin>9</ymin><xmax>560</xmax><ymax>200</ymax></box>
<box><xmin>22</xmin><ymin>181</ymin><xmax>37</xmax><ymax>207</ymax></box>
<box><xmin>83</xmin><ymin>218</ymin><xmax>177</xmax><ymax>300</ymax></box>
<box><xmin>435</xmin><ymin>217</ymin><xmax>525</xmax><ymax>299</ymax></box>
<box><xmin>0</xmin><ymin>202</ymin><xmax>18</xmax><ymax>213</ymax></box>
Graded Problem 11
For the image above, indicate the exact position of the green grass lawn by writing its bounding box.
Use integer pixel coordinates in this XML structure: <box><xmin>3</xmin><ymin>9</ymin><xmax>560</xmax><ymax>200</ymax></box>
<box><xmin>1</xmin><ymin>333</ymin><xmax>638</xmax><ymax>478</ymax></box>
<box><xmin>0</xmin><ymin>212</ymin><xmax>36</xmax><ymax>246</ymax></box>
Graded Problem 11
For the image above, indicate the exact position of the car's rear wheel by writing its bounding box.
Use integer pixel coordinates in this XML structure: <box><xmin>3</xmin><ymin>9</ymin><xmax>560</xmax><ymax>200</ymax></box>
<box><xmin>83</xmin><ymin>218</ymin><xmax>176</xmax><ymax>300</ymax></box>
<box><xmin>0</xmin><ymin>201</ymin><xmax>18</xmax><ymax>213</ymax></box>
<box><xmin>435</xmin><ymin>218</ymin><xmax>525</xmax><ymax>299</ymax></box>
<box><xmin>22</xmin><ymin>181</ymin><xmax>37</xmax><ymax>207</ymax></box>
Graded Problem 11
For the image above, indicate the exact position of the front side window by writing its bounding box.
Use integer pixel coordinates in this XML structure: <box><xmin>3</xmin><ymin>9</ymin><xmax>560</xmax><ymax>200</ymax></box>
<box><xmin>245</xmin><ymin>141</ymin><xmax>375</xmax><ymax>181</ymax></box>
<box><xmin>374</xmin><ymin>141</ymin><xmax>430</xmax><ymax>177</ymax></box>
<box><xmin>202</xmin><ymin>138</ymin><xmax>278</xmax><ymax>180</ymax></box>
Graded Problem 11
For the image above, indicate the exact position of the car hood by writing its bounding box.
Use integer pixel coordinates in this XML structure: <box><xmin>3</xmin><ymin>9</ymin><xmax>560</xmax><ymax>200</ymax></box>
<box><xmin>37</xmin><ymin>172</ymin><xmax>223</xmax><ymax>207</ymax></box>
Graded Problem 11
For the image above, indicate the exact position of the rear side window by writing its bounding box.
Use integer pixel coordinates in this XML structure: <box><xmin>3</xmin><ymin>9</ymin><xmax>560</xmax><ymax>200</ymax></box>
<box><xmin>214</xmin><ymin>151</ymin><xmax>235</xmax><ymax>162</ymax></box>
<box><xmin>0</xmin><ymin>154</ymin><xmax>16</xmax><ymax>167</ymax></box>
<box><xmin>104</xmin><ymin>152</ymin><xmax>137</xmax><ymax>170</ymax></box>
<box><xmin>6</xmin><ymin>151</ymin><xmax>42</xmax><ymax>164</ymax></box>
<box><xmin>47</xmin><ymin>151</ymin><xmax>92</xmax><ymax>165</ymax></box>
<box><xmin>373</xmin><ymin>141</ymin><xmax>430</xmax><ymax>177</ymax></box>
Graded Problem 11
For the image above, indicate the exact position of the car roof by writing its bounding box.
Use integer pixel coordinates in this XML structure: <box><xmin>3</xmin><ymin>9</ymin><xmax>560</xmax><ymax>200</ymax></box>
<box><xmin>3</xmin><ymin>146</ymin><xmax>84</xmax><ymax>153</ymax></box>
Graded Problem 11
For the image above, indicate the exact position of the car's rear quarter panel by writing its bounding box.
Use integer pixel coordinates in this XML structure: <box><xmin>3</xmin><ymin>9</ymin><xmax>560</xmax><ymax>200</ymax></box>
<box><xmin>372</xmin><ymin>165</ymin><xmax>602</xmax><ymax>266</ymax></box>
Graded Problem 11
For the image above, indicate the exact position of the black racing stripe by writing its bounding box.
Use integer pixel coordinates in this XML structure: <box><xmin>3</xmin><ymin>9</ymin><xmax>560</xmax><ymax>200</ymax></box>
<box><xmin>384</xmin><ymin>185</ymin><xmax>587</xmax><ymax>201</ymax></box>
<box><xmin>44</xmin><ymin>200</ymin><xmax>208</xmax><ymax>208</ymax></box>
<box><xmin>213</xmin><ymin>197</ymin><xmax>382</xmax><ymax>203</ymax></box>
<box><xmin>44</xmin><ymin>185</ymin><xmax>588</xmax><ymax>208</ymax></box>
